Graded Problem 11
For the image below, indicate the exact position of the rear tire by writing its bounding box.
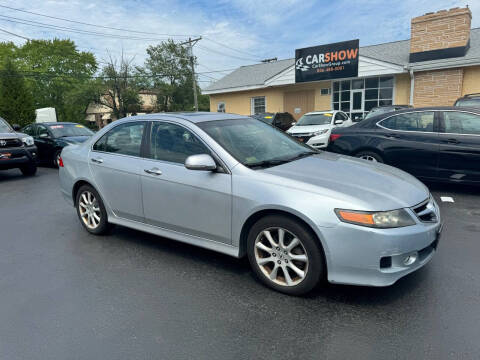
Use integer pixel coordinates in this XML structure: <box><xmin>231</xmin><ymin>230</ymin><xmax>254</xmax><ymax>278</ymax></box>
<box><xmin>20</xmin><ymin>163</ymin><xmax>37</xmax><ymax>176</ymax></box>
<box><xmin>355</xmin><ymin>151</ymin><xmax>383</xmax><ymax>163</ymax></box>
<box><xmin>247</xmin><ymin>215</ymin><xmax>325</xmax><ymax>295</ymax></box>
<box><xmin>76</xmin><ymin>185</ymin><xmax>112</xmax><ymax>235</ymax></box>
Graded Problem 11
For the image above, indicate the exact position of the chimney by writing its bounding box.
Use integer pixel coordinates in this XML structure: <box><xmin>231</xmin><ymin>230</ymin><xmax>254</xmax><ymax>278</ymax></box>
<box><xmin>409</xmin><ymin>7</ymin><xmax>472</xmax><ymax>62</ymax></box>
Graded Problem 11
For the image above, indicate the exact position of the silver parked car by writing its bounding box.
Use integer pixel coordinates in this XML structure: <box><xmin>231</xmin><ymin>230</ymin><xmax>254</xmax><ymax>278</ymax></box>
<box><xmin>59</xmin><ymin>112</ymin><xmax>442</xmax><ymax>295</ymax></box>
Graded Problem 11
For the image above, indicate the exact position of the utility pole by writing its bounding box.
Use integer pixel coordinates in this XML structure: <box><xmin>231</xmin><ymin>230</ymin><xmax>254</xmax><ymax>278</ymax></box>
<box><xmin>180</xmin><ymin>37</ymin><xmax>202</xmax><ymax>111</ymax></box>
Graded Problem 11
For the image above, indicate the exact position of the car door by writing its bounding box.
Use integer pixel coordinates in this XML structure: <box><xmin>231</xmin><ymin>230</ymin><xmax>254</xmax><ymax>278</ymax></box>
<box><xmin>437</xmin><ymin>110</ymin><xmax>480</xmax><ymax>183</ymax></box>
<box><xmin>35</xmin><ymin>124</ymin><xmax>55</xmax><ymax>162</ymax></box>
<box><xmin>89</xmin><ymin>121</ymin><xmax>147</xmax><ymax>222</ymax></box>
<box><xmin>139</xmin><ymin>120</ymin><xmax>232</xmax><ymax>244</ymax></box>
<box><xmin>376</xmin><ymin>111</ymin><xmax>440</xmax><ymax>179</ymax></box>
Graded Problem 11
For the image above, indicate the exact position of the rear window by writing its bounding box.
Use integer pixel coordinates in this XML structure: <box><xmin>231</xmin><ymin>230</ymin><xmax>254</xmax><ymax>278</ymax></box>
<box><xmin>455</xmin><ymin>98</ymin><xmax>480</xmax><ymax>108</ymax></box>
<box><xmin>380</xmin><ymin>112</ymin><xmax>435</xmax><ymax>132</ymax></box>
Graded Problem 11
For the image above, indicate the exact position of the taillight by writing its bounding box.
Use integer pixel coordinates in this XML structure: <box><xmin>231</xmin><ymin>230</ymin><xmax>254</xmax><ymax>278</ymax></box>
<box><xmin>330</xmin><ymin>134</ymin><xmax>342</xmax><ymax>142</ymax></box>
<box><xmin>58</xmin><ymin>156</ymin><xmax>64</xmax><ymax>167</ymax></box>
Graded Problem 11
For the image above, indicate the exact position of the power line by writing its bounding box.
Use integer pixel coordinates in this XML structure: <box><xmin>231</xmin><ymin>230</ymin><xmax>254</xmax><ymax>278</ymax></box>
<box><xmin>0</xmin><ymin>26</ymin><xmax>29</xmax><ymax>40</ymax></box>
<box><xmin>196</xmin><ymin>44</ymin><xmax>261</xmax><ymax>62</ymax></box>
<box><xmin>0</xmin><ymin>4</ymin><xmax>197</xmax><ymax>38</ymax></box>
<box><xmin>0</xmin><ymin>15</ymin><xmax>180</xmax><ymax>42</ymax></box>
<box><xmin>203</xmin><ymin>37</ymin><xmax>260</xmax><ymax>59</ymax></box>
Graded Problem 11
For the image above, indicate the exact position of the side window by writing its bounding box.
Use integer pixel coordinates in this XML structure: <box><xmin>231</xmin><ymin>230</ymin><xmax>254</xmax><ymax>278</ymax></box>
<box><xmin>339</xmin><ymin>112</ymin><xmax>349</xmax><ymax>120</ymax></box>
<box><xmin>37</xmin><ymin>125</ymin><xmax>49</xmax><ymax>137</ymax></box>
<box><xmin>380</xmin><ymin>112</ymin><xmax>435</xmax><ymax>132</ymax></box>
<box><xmin>443</xmin><ymin>111</ymin><xmax>480</xmax><ymax>135</ymax></box>
<box><xmin>23</xmin><ymin>125</ymin><xmax>33</xmax><ymax>136</ymax></box>
<box><xmin>95</xmin><ymin>122</ymin><xmax>145</xmax><ymax>156</ymax></box>
<box><xmin>149</xmin><ymin>122</ymin><xmax>210</xmax><ymax>164</ymax></box>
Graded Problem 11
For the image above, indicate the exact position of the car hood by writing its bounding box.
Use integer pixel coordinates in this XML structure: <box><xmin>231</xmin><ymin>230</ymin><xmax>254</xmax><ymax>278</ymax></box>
<box><xmin>260</xmin><ymin>152</ymin><xmax>429</xmax><ymax>211</ymax></box>
<box><xmin>0</xmin><ymin>132</ymin><xmax>21</xmax><ymax>139</ymax></box>
<box><xmin>287</xmin><ymin>124</ymin><xmax>332</xmax><ymax>134</ymax></box>
<box><xmin>57</xmin><ymin>135</ymin><xmax>91</xmax><ymax>144</ymax></box>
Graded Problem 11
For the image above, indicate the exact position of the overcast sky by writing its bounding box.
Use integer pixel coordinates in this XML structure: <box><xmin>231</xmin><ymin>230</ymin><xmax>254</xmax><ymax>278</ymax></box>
<box><xmin>0</xmin><ymin>0</ymin><xmax>478</xmax><ymax>87</ymax></box>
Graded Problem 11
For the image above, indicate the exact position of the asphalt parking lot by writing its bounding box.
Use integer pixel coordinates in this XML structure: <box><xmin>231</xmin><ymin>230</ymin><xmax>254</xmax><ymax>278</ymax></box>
<box><xmin>1</xmin><ymin>167</ymin><xmax>479</xmax><ymax>359</ymax></box>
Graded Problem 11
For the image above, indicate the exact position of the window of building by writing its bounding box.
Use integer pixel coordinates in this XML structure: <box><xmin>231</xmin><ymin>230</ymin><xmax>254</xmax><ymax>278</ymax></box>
<box><xmin>217</xmin><ymin>102</ymin><xmax>226</xmax><ymax>113</ymax></box>
<box><xmin>332</xmin><ymin>76</ymin><xmax>394</xmax><ymax>119</ymax></box>
<box><xmin>251</xmin><ymin>96</ymin><xmax>266</xmax><ymax>115</ymax></box>
<box><xmin>380</xmin><ymin>112</ymin><xmax>434</xmax><ymax>132</ymax></box>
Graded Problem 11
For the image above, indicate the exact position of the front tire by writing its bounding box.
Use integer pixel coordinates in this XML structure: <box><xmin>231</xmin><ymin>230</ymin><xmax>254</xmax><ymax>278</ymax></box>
<box><xmin>20</xmin><ymin>163</ymin><xmax>37</xmax><ymax>176</ymax></box>
<box><xmin>247</xmin><ymin>215</ymin><xmax>325</xmax><ymax>295</ymax></box>
<box><xmin>76</xmin><ymin>185</ymin><xmax>111</xmax><ymax>235</ymax></box>
<box><xmin>53</xmin><ymin>150</ymin><xmax>62</xmax><ymax>168</ymax></box>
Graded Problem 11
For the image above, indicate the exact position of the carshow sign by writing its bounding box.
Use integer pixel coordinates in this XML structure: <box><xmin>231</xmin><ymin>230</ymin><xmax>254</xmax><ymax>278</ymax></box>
<box><xmin>295</xmin><ymin>39</ymin><xmax>359</xmax><ymax>82</ymax></box>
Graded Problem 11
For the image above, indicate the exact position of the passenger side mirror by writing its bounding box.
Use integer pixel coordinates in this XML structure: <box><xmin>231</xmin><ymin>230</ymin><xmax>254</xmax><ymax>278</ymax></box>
<box><xmin>12</xmin><ymin>124</ymin><xmax>21</xmax><ymax>131</ymax></box>
<box><xmin>185</xmin><ymin>154</ymin><xmax>217</xmax><ymax>171</ymax></box>
<box><xmin>334</xmin><ymin>120</ymin><xmax>344</xmax><ymax>125</ymax></box>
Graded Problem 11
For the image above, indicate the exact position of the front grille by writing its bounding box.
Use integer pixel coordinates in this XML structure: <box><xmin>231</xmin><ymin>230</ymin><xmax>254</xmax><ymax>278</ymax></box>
<box><xmin>292</xmin><ymin>134</ymin><xmax>313</xmax><ymax>143</ymax></box>
<box><xmin>0</xmin><ymin>138</ymin><xmax>22</xmax><ymax>148</ymax></box>
<box><xmin>412</xmin><ymin>197</ymin><xmax>438</xmax><ymax>223</ymax></box>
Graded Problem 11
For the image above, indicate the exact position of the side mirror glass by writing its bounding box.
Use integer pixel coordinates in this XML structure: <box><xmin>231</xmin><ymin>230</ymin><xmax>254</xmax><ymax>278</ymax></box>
<box><xmin>39</xmin><ymin>133</ymin><xmax>49</xmax><ymax>138</ymax></box>
<box><xmin>12</xmin><ymin>124</ymin><xmax>21</xmax><ymax>131</ymax></box>
<box><xmin>334</xmin><ymin>120</ymin><xmax>344</xmax><ymax>125</ymax></box>
<box><xmin>185</xmin><ymin>154</ymin><xmax>217</xmax><ymax>171</ymax></box>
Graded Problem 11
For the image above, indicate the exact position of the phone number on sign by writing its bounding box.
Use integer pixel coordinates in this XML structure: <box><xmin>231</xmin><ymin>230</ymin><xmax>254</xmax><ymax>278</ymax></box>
<box><xmin>316</xmin><ymin>66</ymin><xmax>345</xmax><ymax>73</ymax></box>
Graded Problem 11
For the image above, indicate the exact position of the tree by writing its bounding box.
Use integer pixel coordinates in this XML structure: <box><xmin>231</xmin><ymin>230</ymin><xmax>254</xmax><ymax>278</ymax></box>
<box><xmin>97</xmin><ymin>54</ymin><xmax>143</xmax><ymax>120</ymax></box>
<box><xmin>145</xmin><ymin>40</ymin><xmax>195</xmax><ymax>111</ymax></box>
<box><xmin>0</xmin><ymin>58</ymin><xmax>35</xmax><ymax>127</ymax></box>
<box><xmin>12</xmin><ymin>39</ymin><xmax>97</xmax><ymax>123</ymax></box>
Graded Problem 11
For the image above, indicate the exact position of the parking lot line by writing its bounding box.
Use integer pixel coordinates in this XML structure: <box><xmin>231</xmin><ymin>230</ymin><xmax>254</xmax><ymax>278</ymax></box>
<box><xmin>440</xmin><ymin>196</ymin><xmax>455</xmax><ymax>203</ymax></box>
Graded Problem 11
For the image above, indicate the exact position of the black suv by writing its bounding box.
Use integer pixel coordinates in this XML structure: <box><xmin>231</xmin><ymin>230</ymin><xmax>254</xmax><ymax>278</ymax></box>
<box><xmin>251</xmin><ymin>112</ymin><xmax>296</xmax><ymax>131</ymax></box>
<box><xmin>454</xmin><ymin>93</ymin><xmax>480</xmax><ymax>108</ymax></box>
<box><xmin>0</xmin><ymin>117</ymin><xmax>38</xmax><ymax>176</ymax></box>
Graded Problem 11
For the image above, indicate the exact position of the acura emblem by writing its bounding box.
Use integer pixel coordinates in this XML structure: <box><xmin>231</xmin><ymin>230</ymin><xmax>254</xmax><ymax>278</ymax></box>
<box><xmin>0</xmin><ymin>140</ymin><xmax>7</xmax><ymax>147</ymax></box>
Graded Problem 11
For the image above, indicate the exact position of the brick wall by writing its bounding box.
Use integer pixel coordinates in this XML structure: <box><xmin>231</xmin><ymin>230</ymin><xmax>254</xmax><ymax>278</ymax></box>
<box><xmin>413</xmin><ymin>68</ymin><xmax>463</xmax><ymax>107</ymax></box>
<box><xmin>410</xmin><ymin>7</ymin><xmax>471</xmax><ymax>54</ymax></box>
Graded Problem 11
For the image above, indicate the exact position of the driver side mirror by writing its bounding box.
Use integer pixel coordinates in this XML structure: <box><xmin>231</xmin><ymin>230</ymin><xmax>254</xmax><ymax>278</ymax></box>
<box><xmin>12</xmin><ymin>124</ymin><xmax>21</xmax><ymax>131</ymax></box>
<box><xmin>334</xmin><ymin>120</ymin><xmax>344</xmax><ymax>125</ymax></box>
<box><xmin>39</xmin><ymin>133</ymin><xmax>49</xmax><ymax>138</ymax></box>
<box><xmin>185</xmin><ymin>154</ymin><xmax>217</xmax><ymax>171</ymax></box>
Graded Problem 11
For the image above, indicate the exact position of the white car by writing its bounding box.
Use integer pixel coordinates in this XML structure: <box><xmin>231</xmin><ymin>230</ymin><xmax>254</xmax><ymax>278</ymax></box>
<box><xmin>287</xmin><ymin>111</ymin><xmax>352</xmax><ymax>149</ymax></box>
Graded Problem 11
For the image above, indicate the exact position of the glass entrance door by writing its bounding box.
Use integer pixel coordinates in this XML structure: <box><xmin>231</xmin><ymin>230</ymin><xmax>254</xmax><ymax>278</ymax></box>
<box><xmin>350</xmin><ymin>90</ymin><xmax>364</xmax><ymax>121</ymax></box>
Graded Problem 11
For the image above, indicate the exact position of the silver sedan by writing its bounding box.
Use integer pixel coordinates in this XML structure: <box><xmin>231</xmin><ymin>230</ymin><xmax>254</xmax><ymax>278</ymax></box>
<box><xmin>59</xmin><ymin>112</ymin><xmax>442</xmax><ymax>295</ymax></box>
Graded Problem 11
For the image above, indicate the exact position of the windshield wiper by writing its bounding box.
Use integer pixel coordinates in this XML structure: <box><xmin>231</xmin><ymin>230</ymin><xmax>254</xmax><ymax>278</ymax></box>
<box><xmin>247</xmin><ymin>152</ymin><xmax>317</xmax><ymax>169</ymax></box>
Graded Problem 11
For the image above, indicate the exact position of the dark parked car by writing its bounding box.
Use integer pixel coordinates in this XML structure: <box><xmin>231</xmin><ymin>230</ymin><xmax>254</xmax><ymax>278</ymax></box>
<box><xmin>22</xmin><ymin>122</ymin><xmax>94</xmax><ymax>167</ymax></box>
<box><xmin>454</xmin><ymin>93</ymin><xmax>480</xmax><ymax>108</ymax></box>
<box><xmin>0</xmin><ymin>117</ymin><xmax>38</xmax><ymax>176</ymax></box>
<box><xmin>328</xmin><ymin>107</ymin><xmax>480</xmax><ymax>184</ymax></box>
<box><xmin>251</xmin><ymin>112</ymin><xmax>296</xmax><ymax>131</ymax></box>
<box><xmin>364</xmin><ymin>105</ymin><xmax>412</xmax><ymax>119</ymax></box>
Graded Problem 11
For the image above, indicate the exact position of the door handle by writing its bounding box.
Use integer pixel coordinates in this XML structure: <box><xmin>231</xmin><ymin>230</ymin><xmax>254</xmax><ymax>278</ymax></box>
<box><xmin>144</xmin><ymin>168</ymin><xmax>162</xmax><ymax>176</ymax></box>
<box><xmin>91</xmin><ymin>157</ymin><xmax>103</xmax><ymax>164</ymax></box>
<box><xmin>443</xmin><ymin>138</ymin><xmax>460</xmax><ymax>144</ymax></box>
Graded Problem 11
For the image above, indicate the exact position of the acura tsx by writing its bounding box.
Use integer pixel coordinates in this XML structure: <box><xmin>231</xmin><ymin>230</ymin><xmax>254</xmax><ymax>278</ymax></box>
<box><xmin>59</xmin><ymin>112</ymin><xmax>442</xmax><ymax>295</ymax></box>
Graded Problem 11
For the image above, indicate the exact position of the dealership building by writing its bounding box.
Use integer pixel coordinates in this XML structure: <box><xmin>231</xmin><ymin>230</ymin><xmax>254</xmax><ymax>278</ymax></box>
<box><xmin>204</xmin><ymin>7</ymin><xmax>480</xmax><ymax>120</ymax></box>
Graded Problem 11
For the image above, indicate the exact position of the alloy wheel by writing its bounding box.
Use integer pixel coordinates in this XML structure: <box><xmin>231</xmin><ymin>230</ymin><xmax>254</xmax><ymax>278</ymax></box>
<box><xmin>78</xmin><ymin>191</ymin><xmax>101</xmax><ymax>229</ymax></box>
<box><xmin>254</xmin><ymin>227</ymin><xmax>309</xmax><ymax>287</ymax></box>
<box><xmin>359</xmin><ymin>155</ymin><xmax>377</xmax><ymax>162</ymax></box>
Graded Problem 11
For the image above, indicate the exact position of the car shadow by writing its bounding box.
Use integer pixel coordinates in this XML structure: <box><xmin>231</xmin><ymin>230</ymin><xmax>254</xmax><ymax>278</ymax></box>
<box><xmin>426</xmin><ymin>181</ymin><xmax>480</xmax><ymax>195</ymax></box>
<box><xmin>109</xmin><ymin>225</ymin><xmax>425</xmax><ymax>305</ymax></box>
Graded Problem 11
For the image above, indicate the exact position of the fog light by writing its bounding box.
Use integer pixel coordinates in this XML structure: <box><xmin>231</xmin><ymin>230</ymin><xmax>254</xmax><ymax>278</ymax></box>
<box><xmin>403</xmin><ymin>254</ymin><xmax>417</xmax><ymax>266</ymax></box>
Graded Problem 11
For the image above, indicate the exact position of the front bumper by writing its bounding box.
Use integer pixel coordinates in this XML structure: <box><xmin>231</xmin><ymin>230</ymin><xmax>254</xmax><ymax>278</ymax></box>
<box><xmin>0</xmin><ymin>145</ymin><xmax>37</xmax><ymax>170</ymax></box>
<box><xmin>305</xmin><ymin>134</ymin><xmax>329</xmax><ymax>149</ymax></box>
<box><xmin>319</xmin><ymin>205</ymin><xmax>442</xmax><ymax>287</ymax></box>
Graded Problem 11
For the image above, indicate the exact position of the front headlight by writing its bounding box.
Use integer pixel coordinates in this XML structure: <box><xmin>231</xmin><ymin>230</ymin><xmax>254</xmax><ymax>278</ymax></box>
<box><xmin>335</xmin><ymin>208</ymin><xmax>416</xmax><ymax>228</ymax></box>
<box><xmin>22</xmin><ymin>136</ymin><xmax>34</xmax><ymax>146</ymax></box>
<box><xmin>312</xmin><ymin>129</ymin><xmax>329</xmax><ymax>136</ymax></box>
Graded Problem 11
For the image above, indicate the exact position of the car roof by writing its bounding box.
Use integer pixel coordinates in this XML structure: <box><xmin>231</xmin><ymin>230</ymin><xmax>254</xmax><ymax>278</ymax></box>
<box><xmin>116</xmin><ymin>112</ymin><xmax>249</xmax><ymax>124</ymax></box>
<box><xmin>303</xmin><ymin>111</ymin><xmax>336</xmax><ymax>115</ymax></box>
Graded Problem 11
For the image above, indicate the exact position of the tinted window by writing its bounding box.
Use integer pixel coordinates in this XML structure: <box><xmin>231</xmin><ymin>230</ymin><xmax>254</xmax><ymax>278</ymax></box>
<box><xmin>22</xmin><ymin>125</ymin><xmax>34</xmax><ymax>136</ymax></box>
<box><xmin>37</xmin><ymin>125</ymin><xmax>49</xmax><ymax>137</ymax></box>
<box><xmin>94</xmin><ymin>122</ymin><xmax>145</xmax><ymax>156</ymax></box>
<box><xmin>443</xmin><ymin>111</ymin><xmax>480</xmax><ymax>135</ymax></box>
<box><xmin>149</xmin><ymin>122</ymin><xmax>210</xmax><ymax>164</ymax></box>
<box><xmin>339</xmin><ymin>112</ymin><xmax>348</xmax><ymax>120</ymax></box>
<box><xmin>380</xmin><ymin>112</ymin><xmax>434</xmax><ymax>132</ymax></box>
<box><xmin>455</xmin><ymin>98</ymin><xmax>480</xmax><ymax>108</ymax></box>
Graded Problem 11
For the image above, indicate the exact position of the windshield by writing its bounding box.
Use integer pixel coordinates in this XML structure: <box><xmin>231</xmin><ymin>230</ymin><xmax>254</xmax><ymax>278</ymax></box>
<box><xmin>296</xmin><ymin>113</ymin><xmax>332</xmax><ymax>126</ymax></box>
<box><xmin>0</xmin><ymin>117</ymin><xmax>13</xmax><ymax>133</ymax></box>
<box><xmin>198</xmin><ymin>118</ymin><xmax>316</xmax><ymax>168</ymax></box>
<box><xmin>455</xmin><ymin>98</ymin><xmax>480</xmax><ymax>108</ymax></box>
<box><xmin>48</xmin><ymin>124</ymin><xmax>94</xmax><ymax>138</ymax></box>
